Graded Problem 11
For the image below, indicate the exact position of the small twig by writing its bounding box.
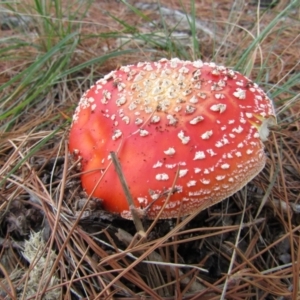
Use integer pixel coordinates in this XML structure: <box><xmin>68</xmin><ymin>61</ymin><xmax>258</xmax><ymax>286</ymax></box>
<box><xmin>0</xmin><ymin>263</ymin><xmax>17</xmax><ymax>299</ymax></box>
<box><xmin>110</xmin><ymin>151</ymin><xmax>145</xmax><ymax>236</ymax></box>
<box><xmin>110</xmin><ymin>152</ymin><xmax>167</xmax><ymax>292</ymax></box>
<box><xmin>220</xmin><ymin>188</ymin><xmax>247</xmax><ymax>300</ymax></box>
<box><xmin>255</xmin><ymin>158</ymin><xmax>280</xmax><ymax>219</ymax></box>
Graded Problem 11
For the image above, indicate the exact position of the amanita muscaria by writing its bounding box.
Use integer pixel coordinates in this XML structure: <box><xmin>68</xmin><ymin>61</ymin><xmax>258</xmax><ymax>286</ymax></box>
<box><xmin>69</xmin><ymin>58</ymin><xmax>276</xmax><ymax>219</ymax></box>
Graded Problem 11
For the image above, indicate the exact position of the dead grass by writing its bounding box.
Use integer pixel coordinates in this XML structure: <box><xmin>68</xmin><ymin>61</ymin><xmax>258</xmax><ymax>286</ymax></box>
<box><xmin>0</xmin><ymin>0</ymin><xmax>299</xmax><ymax>299</ymax></box>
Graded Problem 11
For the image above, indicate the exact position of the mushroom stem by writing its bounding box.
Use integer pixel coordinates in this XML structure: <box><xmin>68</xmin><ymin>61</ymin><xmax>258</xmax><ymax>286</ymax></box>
<box><xmin>110</xmin><ymin>151</ymin><xmax>146</xmax><ymax>236</ymax></box>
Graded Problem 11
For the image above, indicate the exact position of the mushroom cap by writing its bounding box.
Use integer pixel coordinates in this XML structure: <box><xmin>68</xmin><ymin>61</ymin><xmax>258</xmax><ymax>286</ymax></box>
<box><xmin>69</xmin><ymin>58</ymin><xmax>276</xmax><ymax>219</ymax></box>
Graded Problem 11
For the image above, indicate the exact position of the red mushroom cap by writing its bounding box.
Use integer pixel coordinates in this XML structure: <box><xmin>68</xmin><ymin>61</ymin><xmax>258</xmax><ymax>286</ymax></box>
<box><xmin>69</xmin><ymin>58</ymin><xmax>276</xmax><ymax>219</ymax></box>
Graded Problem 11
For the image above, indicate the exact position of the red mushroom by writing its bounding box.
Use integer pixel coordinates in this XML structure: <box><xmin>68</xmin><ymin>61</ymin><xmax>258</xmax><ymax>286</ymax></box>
<box><xmin>69</xmin><ymin>58</ymin><xmax>276</xmax><ymax>219</ymax></box>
